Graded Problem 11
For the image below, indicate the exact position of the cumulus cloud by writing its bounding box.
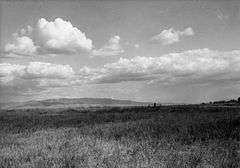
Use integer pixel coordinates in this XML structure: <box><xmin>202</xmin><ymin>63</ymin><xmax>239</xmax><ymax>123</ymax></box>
<box><xmin>36</xmin><ymin>18</ymin><xmax>92</xmax><ymax>53</ymax></box>
<box><xmin>3</xmin><ymin>18</ymin><xmax>93</xmax><ymax>57</ymax></box>
<box><xmin>151</xmin><ymin>27</ymin><xmax>194</xmax><ymax>45</ymax></box>
<box><xmin>92</xmin><ymin>35</ymin><xmax>124</xmax><ymax>56</ymax></box>
<box><xmin>4</xmin><ymin>36</ymin><xmax>38</xmax><ymax>56</ymax></box>
<box><xmin>80</xmin><ymin>48</ymin><xmax>240</xmax><ymax>84</ymax></box>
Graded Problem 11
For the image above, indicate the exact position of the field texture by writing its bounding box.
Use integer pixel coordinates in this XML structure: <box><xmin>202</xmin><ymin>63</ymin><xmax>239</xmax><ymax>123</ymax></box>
<box><xmin>0</xmin><ymin>105</ymin><xmax>239</xmax><ymax>168</ymax></box>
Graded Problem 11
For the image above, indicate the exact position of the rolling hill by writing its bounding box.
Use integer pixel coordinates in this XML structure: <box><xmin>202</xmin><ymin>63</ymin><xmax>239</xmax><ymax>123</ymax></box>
<box><xmin>1</xmin><ymin>98</ymin><xmax>149</xmax><ymax>109</ymax></box>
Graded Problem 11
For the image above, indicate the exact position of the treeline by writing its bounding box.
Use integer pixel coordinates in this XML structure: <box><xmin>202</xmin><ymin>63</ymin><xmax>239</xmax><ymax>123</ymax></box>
<box><xmin>203</xmin><ymin>97</ymin><xmax>240</xmax><ymax>105</ymax></box>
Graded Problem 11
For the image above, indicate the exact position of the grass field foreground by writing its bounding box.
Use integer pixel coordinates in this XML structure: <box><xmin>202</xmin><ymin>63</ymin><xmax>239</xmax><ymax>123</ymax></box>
<box><xmin>0</xmin><ymin>105</ymin><xmax>239</xmax><ymax>168</ymax></box>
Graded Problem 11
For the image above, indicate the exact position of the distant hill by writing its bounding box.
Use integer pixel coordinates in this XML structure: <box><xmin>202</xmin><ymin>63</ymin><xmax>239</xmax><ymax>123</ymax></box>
<box><xmin>1</xmin><ymin>98</ymin><xmax>150</xmax><ymax>109</ymax></box>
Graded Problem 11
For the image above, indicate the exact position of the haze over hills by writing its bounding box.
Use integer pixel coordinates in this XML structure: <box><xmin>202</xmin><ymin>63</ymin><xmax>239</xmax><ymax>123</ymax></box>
<box><xmin>0</xmin><ymin>98</ymin><xmax>150</xmax><ymax>109</ymax></box>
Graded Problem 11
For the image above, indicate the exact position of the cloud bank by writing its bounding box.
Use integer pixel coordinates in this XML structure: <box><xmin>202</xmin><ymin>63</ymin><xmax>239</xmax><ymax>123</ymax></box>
<box><xmin>80</xmin><ymin>48</ymin><xmax>240</xmax><ymax>84</ymax></box>
<box><xmin>0</xmin><ymin>62</ymin><xmax>75</xmax><ymax>86</ymax></box>
<box><xmin>1</xmin><ymin>48</ymin><xmax>240</xmax><ymax>98</ymax></box>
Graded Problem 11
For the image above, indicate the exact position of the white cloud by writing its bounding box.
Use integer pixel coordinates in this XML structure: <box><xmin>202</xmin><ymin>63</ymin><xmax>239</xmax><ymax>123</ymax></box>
<box><xmin>24</xmin><ymin>62</ymin><xmax>75</xmax><ymax>79</ymax></box>
<box><xmin>0</xmin><ymin>62</ymin><xmax>75</xmax><ymax>86</ymax></box>
<box><xmin>0</xmin><ymin>63</ymin><xmax>25</xmax><ymax>84</ymax></box>
<box><xmin>2</xmin><ymin>48</ymin><xmax>240</xmax><ymax>98</ymax></box>
<box><xmin>37</xmin><ymin>78</ymin><xmax>81</xmax><ymax>88</ymax></box>
<box><xmin>151</xmin><ymin>27</ymin><xmax>194</xmax><ymax>45</ymax></box>
<box><xmin>134</xmin><ymin>44</ymin><xmax>140</xmax><ymax>49</ymax></box>
<box><xmin>36</xmin><ymin>18</ymin><xmax>92</xmax><ymax>53</ymax></box>
<box><xmin>92</xmin><ymin>35</ymin><xmax>124</xmax><ymax>56</ymax></box>
<box><xmin>20</xmin><ymin>25</ymin><xmax>33</xmax><ymax>36</ymax></box>
<box><xmin>80</xmin><ymin>48</ymin><xmax>240</xmax><ymax>84</ymax></box>
<box><xmin>4</xmin><ymin>36</ymin><xmax>38</xmax><ymax>56</ymax></box>
<box><xmin>3</xmin><ymin>18</ymin><xmax>93</xmax><ymax>56</ymax></box>
<box><xmin>180</xmin><ymin>27</ymin><xmax>194</xmax><ymax>36</ymax></box>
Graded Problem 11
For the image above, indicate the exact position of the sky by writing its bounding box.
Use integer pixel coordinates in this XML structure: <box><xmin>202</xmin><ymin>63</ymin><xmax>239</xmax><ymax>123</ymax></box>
<box><xmin>1</xmin><ymin>0</ymin><xmax>240</xmax><ymax>103</ymax></box>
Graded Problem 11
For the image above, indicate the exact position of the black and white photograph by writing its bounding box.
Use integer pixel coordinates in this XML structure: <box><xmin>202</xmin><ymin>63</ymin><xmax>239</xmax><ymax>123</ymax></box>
<box><xmin>0</xmin><ymin>0</ymin><xmax>239</xmax><ymax>167</ymax></box>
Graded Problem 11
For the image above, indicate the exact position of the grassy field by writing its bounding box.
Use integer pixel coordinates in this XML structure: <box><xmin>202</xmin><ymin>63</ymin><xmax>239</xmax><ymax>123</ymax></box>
<box><xmin>0</xmin><ymin>105</ymin><xmax>239</xmax><ymax>168</ymax></box>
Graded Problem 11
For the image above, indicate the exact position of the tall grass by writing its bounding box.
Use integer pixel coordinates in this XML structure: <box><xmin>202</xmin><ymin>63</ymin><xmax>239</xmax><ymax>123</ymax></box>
<box><xmin>0</xmin><ymin>105</ymin><xmax>239</xmax><ymax>168</ymax></box>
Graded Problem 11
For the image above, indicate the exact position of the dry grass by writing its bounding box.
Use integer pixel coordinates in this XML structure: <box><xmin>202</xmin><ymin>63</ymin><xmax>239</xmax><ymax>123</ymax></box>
<box><xmin>0</xmin><ymin>105</ymin><xmax>239</xmax><ymax>168</ymax></box>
